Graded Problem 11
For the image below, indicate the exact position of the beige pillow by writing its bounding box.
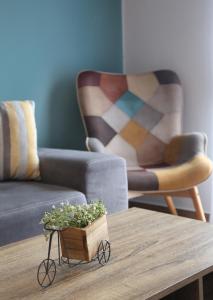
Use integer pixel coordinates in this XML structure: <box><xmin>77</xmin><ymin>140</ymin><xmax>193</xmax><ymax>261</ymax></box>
<box><xmin>0</xmin><ymin>100</ymin><xmax>40</xmax><ymax>180</ymax></box>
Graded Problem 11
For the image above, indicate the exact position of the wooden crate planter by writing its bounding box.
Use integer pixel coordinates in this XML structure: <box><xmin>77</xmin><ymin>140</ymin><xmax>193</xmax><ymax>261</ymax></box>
<box><xmin>60</xmin><ymin>214</ymin><xmax>109</xmax><ymax>261</ymax></box>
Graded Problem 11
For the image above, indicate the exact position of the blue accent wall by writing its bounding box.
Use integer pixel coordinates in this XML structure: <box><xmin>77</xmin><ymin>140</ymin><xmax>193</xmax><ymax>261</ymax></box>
<box><xmin>0</xmin><ymin>0</ymin><xmax>122</xmax><ymax>149</ymax></box>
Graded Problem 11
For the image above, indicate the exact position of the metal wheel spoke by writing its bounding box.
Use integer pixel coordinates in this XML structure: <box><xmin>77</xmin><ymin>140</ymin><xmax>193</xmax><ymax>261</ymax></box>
<box><xmin>99</xmin><ymin>252</ymin><xmax>105</xmax><ymax>262</ymax></box>
<box><xmin>97</xmin><ymin>240</ymin><xmax>111</xmax><ymax>266</ymax></box>
<box><xmin>37</xmin><ymin>259</ymin><xmax>56</xmax><ymax>288</ymax></box>
<box><xmin>47</xmin><ymin>272</ymin><xmax>51</xmax><ymax>283</ymax></box>
<box><xmin>103</xmin><ymin>252</ymin><xmax>107</xmax><ymax>263</ymax></box>
<box><xmin>41</xmin><ymin>274</ymin><xmax>47</xmax><ymax>286</ymax></box>
<box><xmin>44</xmin><ymin>261</ymin><xmax>48</xmax><ymax>273</ymax></box>
<box><xmin>47</xmin><ymin>261</ymin><xmax>54</xmax><ymax>272</ymax></box>
<box><xmin>39</xmin><ymin>270</ymin><xmax>55</xmax><ymax>275</ymax></box>
<box><xmin>104</xmin><ymin>244</ymin><xmax>110</xmax><ymax>261</ymax></box>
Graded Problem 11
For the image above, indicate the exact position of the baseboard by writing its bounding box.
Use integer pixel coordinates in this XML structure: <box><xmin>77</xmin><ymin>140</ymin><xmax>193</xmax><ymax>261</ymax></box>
<box><xmin>129</xmin><ymin>198</ymin><xmax>210</xmax><ymax>222</ymax></box>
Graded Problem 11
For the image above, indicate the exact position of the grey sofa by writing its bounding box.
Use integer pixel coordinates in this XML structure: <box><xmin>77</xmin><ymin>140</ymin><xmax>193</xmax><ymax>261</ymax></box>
<box><xmin>0</xmin><ymin>148</ymin><xmax>128</xmax><ymax>246</ymax></box>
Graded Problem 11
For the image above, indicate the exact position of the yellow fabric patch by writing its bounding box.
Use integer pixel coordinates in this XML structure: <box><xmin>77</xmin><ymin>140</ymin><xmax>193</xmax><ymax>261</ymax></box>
<box><xmin>152</xmin><ymin>154</ymin><xmax>213</xmax><ymax>190</ymax></box>
<box><xmin>120</xmin><ymin>120</ymin><xmax>148</xmax><ymax>148</ymax></box>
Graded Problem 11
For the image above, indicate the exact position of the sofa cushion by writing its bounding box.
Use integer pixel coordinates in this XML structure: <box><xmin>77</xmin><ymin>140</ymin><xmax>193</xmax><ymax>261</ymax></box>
<box><xmin>0</xmin><ymin>101</ymin><xmax>40</xmax><ymax>180</ymax></box>
<box><xmin>0</xmin><ymin>181</ymin><xmax>87</xmax><ymax>246</ymax></box>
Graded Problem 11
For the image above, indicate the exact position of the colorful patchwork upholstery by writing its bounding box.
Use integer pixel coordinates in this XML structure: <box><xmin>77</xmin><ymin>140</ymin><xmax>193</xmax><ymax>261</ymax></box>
<box><xmin>77</xmin><ymin>70</ymin><xmax>212</xmax><ymax>192</ymax></box>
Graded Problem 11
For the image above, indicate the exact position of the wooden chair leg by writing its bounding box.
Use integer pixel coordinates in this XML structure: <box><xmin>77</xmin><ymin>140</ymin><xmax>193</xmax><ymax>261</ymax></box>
<box><xmin>164</xmin><ymin>195</ymin><xmax>178</xmax><ymax>215</ymax></box>
<box><xmin>189</xmin><ymin>186</ymin><xmax>206</xmax><ymax>222</ymax></box>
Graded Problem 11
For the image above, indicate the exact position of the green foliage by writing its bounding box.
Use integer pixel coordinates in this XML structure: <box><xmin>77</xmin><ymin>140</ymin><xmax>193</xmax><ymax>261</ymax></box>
<box><xmin>40</xmin><ymin>201</ymin><xmax>106</xmax><ymax>231</ymax></box>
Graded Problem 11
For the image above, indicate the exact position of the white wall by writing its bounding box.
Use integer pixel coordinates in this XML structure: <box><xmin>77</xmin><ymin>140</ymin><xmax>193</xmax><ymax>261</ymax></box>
<box><xmin>122</xmin><ymin>0</ymin><xmax>213</xmax><ymax>214</ymax></box>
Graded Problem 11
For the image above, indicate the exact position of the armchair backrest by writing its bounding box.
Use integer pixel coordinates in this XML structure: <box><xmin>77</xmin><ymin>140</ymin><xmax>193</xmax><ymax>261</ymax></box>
<box><xmin>77</xmin><ymin>70</ymin><xmax>183</xmax><ymax>169</ymax></box>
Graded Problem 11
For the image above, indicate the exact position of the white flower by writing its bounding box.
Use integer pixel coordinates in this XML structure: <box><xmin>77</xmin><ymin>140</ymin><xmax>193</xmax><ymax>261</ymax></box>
<box><xmin>69</xmin><ymin>212</ymin><xmax>74</xmax><ymax>218</ymax></box>
<box><xmin>52</xmin><ymin>205</ymin><xmax>56</xmax><ymax>209</ymax></box>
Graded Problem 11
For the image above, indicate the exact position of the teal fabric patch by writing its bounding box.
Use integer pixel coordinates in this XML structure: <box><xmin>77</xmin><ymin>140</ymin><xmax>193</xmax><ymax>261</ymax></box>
<box><xmin>115</xmin><ymin>91</ymin><xmax>144</xmax><ymax>117</ymax></box>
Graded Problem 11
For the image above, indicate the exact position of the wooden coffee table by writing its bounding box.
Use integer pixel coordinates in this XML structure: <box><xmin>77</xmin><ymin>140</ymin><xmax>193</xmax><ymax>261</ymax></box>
<box><xmin>1</xmin><ymin>208</ymin><xmax>213</xmax><ymax>300</ymax></box>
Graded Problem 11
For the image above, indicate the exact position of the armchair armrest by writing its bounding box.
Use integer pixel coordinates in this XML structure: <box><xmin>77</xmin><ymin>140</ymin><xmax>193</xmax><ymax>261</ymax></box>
<box><xmin>161</xmin><ymin>133</ymin><xmax>212</xmax><ymax>188</ymax></box>
<box><xmin>165</xmin><ymin>132</ymin><xmax>208</xmax><ymax>164</ymax></box>
<box><xmin>38</xmin><ymin>148</ymin><xmax>128</xmax><ymax>213</ymax></box>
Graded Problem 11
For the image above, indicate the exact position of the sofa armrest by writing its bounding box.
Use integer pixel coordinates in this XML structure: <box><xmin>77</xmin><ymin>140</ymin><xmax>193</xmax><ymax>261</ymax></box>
<box><xmin>38</xmin><ymin>148</ymin><xmax>128</xmax><ymax>213</ymax></box>
<box><xmin>164</xmin><ymin>132</ymin><xmax>209</xmax><ymax>164</ymax></box>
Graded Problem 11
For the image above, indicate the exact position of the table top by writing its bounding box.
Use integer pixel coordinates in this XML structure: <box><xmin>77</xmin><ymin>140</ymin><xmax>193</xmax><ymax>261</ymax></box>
<box><xmin>1</xmin><ymin>208</ymin><xmax>213</xmax><ymax>300</ymax></box>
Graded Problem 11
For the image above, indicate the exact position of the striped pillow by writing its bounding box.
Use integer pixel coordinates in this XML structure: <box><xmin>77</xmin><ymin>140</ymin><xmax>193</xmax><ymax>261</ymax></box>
<box><xmin>0</xmin><ymin>100</ymin><xmax>40</xmax><ymax>180</ymax></box>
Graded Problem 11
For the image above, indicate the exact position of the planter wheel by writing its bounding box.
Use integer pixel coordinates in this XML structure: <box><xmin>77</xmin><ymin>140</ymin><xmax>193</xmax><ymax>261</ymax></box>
<box><xmin>97</xmin><ymin>240</ymin><xmax>111</xmax><ymax>266</ymax></box>
<box><xmin>37</xmin><ymin>259</ymin><xmax>56</xmax><ymax>288</ymax></box>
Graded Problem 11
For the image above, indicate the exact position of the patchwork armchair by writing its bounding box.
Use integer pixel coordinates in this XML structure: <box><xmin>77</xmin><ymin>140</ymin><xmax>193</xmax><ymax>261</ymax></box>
<box><xmin>76</xmin><ymin>70</ymin><xmax>213</xmax><ymax>221</ymax></box>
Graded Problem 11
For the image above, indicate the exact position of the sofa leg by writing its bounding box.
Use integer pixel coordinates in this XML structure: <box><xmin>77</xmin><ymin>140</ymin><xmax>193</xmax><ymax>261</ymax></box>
<box><xmin>189</xmin><ymin>186</ymin><xmax>206</xmax><ymax>222</ymax></box>
<box><xmin>164</xmin><ymin>195</ymin><xmax>178</xmax><ymax>215</ymax></box>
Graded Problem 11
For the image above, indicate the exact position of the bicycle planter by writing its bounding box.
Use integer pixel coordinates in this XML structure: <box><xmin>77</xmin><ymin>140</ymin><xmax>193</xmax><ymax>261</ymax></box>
<box><xmin>37</xmin><ymin>214</ymin><xmax>111</xmax><ymax>288</ymax></box>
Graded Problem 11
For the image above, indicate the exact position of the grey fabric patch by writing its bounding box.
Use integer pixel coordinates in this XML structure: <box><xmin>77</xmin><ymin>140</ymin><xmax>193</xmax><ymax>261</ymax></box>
<box><xmin>133</xmin><ymin>104</ymin><xmax>163</xmax><ymax>130</ymax></box>
<box><xmin>128</xmin><ymin>170</ymin><xmax>159</xmax><ymax>191</ymax></box>
<box><xmin>177</xmin><ymin>132</ymin><xmax>207</xmax><ymax>164</ymax></box>
<box><xmin>84</xmin><ymin>116</ymin><xmax>116</xmax><ymax>146</ymax></box>
<box><xmin>154</xmin><ymin>70</ymin><xmax>181</xmax><ymax>85</ymax></box>
<box><xmin>148</xmin><ymin>84</ymin><xmax>183</xmax><ymax>114</ymax></box>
